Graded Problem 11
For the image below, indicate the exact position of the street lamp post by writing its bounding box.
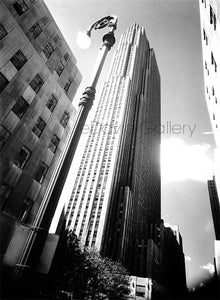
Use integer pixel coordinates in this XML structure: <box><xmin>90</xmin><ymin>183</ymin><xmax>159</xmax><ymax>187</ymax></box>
<box><xmin>15</xmin><ymin>15</ymin><xmax>117</xmax><ymax>279</ymax></box>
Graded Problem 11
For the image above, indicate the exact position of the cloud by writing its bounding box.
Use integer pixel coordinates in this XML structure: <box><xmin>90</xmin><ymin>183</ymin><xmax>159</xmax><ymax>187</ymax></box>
<box><xmin>185</xmin><ymin>256</ymin><xmax>192</xmax><ymax>262</ymax></box>
<box><xmin>200</xmin><ymin>263</ymin><xmax>215</xmax><ymax>274</ymax></box>
<box><xmin>161</xmin><ymin>138</ymin><xmax>214</xmax><ymax>183</ymax></box>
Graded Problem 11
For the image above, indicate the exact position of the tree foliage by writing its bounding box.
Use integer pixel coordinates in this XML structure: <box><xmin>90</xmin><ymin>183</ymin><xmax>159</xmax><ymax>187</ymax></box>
<box><xmin>42</xmin><ymin>230</ymin><xmax>130</xmax><ymax>300</ymax></box>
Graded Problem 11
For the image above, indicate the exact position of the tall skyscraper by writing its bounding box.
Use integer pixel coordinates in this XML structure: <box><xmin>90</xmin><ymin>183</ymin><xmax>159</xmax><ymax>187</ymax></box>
<box><xmin>62</xmin><ymin>22</ymin><xmax>187</xmax><ymax>298</ymax></box>
<box><xmin>66</xmin><ymin>22</ymin><xmax>160</xmax><ymax>271</ymax></box>
<box><xmin>199</xmin><ymin>0</ymin><xmax>220</xmax><ymax>277</ymax></box>
<box><xmin>0</xmin><ymin>0</ymin><xmax>81</xmax><ymax>273</ymax></box>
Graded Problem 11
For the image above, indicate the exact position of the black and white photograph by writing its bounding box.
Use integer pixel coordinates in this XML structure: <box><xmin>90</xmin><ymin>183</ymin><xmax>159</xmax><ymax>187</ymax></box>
<box><xmin>0</xmin><ymin>0</ymin><xmax>219</xmax><ymax>299</ymax></box>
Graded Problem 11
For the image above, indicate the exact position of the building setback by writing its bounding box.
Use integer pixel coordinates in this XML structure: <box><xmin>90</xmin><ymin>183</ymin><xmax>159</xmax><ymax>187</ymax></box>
<box><xmin>0</xmin><ymin>0</ymin><xmax>81</xmax><ymax>275</ymax></box>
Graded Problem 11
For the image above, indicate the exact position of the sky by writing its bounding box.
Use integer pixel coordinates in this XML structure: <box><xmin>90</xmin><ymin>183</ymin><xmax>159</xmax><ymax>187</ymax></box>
<box><xmin>45</xmin><ymin>0</ymin><xmax>216</xmax><ymax>288</ymax></box>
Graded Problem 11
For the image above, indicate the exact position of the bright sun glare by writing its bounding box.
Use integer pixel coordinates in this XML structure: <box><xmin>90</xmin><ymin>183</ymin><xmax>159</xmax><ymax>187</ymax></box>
<box><xmin>161</xmin><ymin>138</ymin><xmax>214</xmax><ymax>183</ymax></box>
<box><xmin>76</xmin><ymin>31</ymin><xmax>91</xmax><ymax>49</ymax></box>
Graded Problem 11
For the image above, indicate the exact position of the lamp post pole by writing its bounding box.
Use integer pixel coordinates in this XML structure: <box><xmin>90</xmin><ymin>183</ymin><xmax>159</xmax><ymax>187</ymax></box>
<box><xmin>15</xmin><ymin>15</ymin><xmax>117</xmax><ymax>279</ymax></box>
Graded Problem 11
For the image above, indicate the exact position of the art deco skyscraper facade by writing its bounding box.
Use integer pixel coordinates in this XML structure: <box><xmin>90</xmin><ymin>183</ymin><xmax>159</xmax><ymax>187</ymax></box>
<box><xmin>0</xmin><ymin>0</ymin><xmax>81</xmax><ymax>270</ymax></box>
<box><xmin>66</xmin><ymin>23</ymin><xmax>160</xmax><ymax>269</ymax></box>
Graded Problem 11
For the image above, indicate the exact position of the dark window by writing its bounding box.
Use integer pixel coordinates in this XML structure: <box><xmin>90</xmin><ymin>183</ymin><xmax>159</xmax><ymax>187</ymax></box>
<box><xmin>53</xmin><ymin>34</ymin><xmax>60</xmax><ymax>44</ymax></box>
<box><xmin>211</xmin><ymin>52</ymin><xmax>214</xmax><ymax>64</ymax></box>
<box><xmin>32</xmin><ymin>117</ymin><xmax>46</xmax><ymax>137</ymax></box>
<box><xmin>35</xmin><ymin>161</ymin><xmax>48</xmax><ymax>183</ymax></box>
<box><xmin>14</xmin><ymin>146</ymin><xmax>31</xmax><ymax>169</ymax></box>
<box><xmin>212</xmin><ymin>86</ymin><xmax>215</xmax><ymax>96</ymax></box>
<box><xmin>64</xmin><ymin>52</ymin><xmax>70</xmax><ymax>62</ymax></box>
<box><xmin>0</xmin><ymin>72</ymin><xmax>9</xmax><ymax>93</ymax></box>
<box><xmin>43</xmin><ymin>42</ymin><xmax>54</xmax><ymax>59</ymax></box>
<box><xmin>13</xmin><ymin>0</ymin><xmax>28</xmax><ymax>15</ymax></box>
<box><xmin>29</xmin><ymin>22</ymin><xmax>42</xmax><ymax>39</ymax></box>
<box><xmin>214</xmin><ymin>14</ymin><xmax>217</xmax><ymax>30</ymax></box>
<box><xmin>213</xmin><ymin>113</ymin><xmax>215</xmax><ymax>120</ymax></box>
<box><xmin>19</xmin><ymin>198</ymin><xmax>34</xmax><ymax>222</ymax></box>
<box><xmin>60</xmin><ymin>111</ymin><xmax>70</xmax><ymax>128</ymax></box>
<box><xmin>0</xmin><ymin>23</ymin><xmax>7</xmax><ymax>40</ymax></box>
<box><xmin>64</xmin><ymin>79</ymin><xmax>71</xmax><ymax>93</ymax></box>
<box><xmin>30</xmin><ymin>74</ymin><xmax>44</xmax><ymax>93</ymax></box>
<box><xmin>10</xmin><ymin>50</ymin><xmax>27</xmax><ymax>71</ymax></box>
<box><xmin>55</xmin><ymin>60</ymin><xmax>65</xmax><ymax>76</ymax></box>
<box><xmin>0</xmin><ymin>184</ymin><xmax>12</xmax><ymax>208</ymax></box>
<box><xmin>48</xmin><ymin>134</ymin><xmax>60</xmax><ymax>153</ymax></box>
<box><xmin>0</xmin><ymin>126</ymin><xmax>10</xmax><ymax>150</ymax></box>
<box><xmin>12</xmin><ymin>96</ymin><xmax>29</xmax><ymax>118</ymax></box>
<box><xmin>210</xmin><ymin>6</ymin><xmax>217</xmax><ymax>29</ymax></box>
<box><xmin>41</xmin><ymin>16</ymin><xmax>50</xmax><ymax>25</ymax></box>
<box><xmin>46</xmin><ymin>94</ymin><xmax>58</xmax><ymax>112</ymax></box>
<box><xmin>210</xmin><ymin>5</ymin><xmax>213</xmax><ymax>24</ymax></box>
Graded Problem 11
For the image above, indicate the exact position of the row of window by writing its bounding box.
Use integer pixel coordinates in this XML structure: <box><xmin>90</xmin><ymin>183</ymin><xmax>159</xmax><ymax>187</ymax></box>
<box><xmin>14</xmin><ymin>146</ymin><xmax>48</xmax><ymax>183</ymax></box>
<box><xmin>0</xmin><ymin>49</ymin><xmax>28</xmax><ymax>93</ymax></box>
<box><xmin>1</xmin><ymin>51</ymin><xmax>73</xmax><ymax>98</ymax></box>
<box><xmin>0</xmin><ymin>119</ymin><xmax>61</xmax><ymax>155</ymax></box>
<box><xmin>202</xmin><ymin>1</ymin><xmax>217</xmax><ymax>30</ymax></box>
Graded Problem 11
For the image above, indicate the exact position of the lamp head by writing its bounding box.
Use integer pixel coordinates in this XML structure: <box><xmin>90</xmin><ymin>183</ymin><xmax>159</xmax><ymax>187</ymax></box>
<box><xmin>76</xmin><ymin>15</ymin><xmax>117</xmax><ymax>49</ymax></box>
<box><xmin>76</xmin><ymin>31</ymin><xmax>91</xmax><ymax>49</ymax></box>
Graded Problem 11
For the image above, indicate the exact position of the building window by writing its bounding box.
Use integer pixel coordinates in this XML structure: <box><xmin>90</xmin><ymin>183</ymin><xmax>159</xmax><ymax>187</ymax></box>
<box><xmin>210</xmin><ymin>5</ymin><xmax>217</xmax><ymax>29</ymax></box>
<box><xmin>12</xmin><ymin>96</ymin><xmax>29</xmax><ymax>119</ymax></box>
<box><xmin>41</xmin><ymin>16</ymin><xmax>50</xmax><ymax>25</ymax></box>
<box><xmin>0</xmin><ymin>126</ymin><xmax>10</xmax><ymax>150</ymax></box>
<box><xmin>213</xmin><ymin>113</ymin><xmax>215</xmax><ymax>120</ymax></box>
<box><xmin>28</xmin><ymin>22</ymin><xmax>42</xmax><ymax>39</ymax></box>
<box><xmin>0</xmin><ymin>72</ymin><xmax>9</xmax><ymax>93</ymax></box>
<box><xmin>211</xmin><ymin>52</ymin><xmax>217</xmax><ymax>72</ymax></box>
<box><xmin>0</xmin><ymin>184</ymin><xmax>12</xmax><ymax>208</ymax></box>
<box><xmin>64</xmin><ymin>79</ymin><xmax>71</xmax><ymax>93</ymax></box>
<box><xmin>32</xmin><ymin>117</ymin><xmax>46</xmax><ymax>137</ymax></box>
<box><xmin>60</xmin><ymin>111</ymin><xmax>70</xmax><ymax>128</ymax></box>
<box><xmin>0</xmin><ymin>23</ymin><xmax>7</xmax><ymax>40</ymax></box>
<box><xmin>19</xmin><ymin>198</ymin><xmax>34</xmax><ymax>222</ymax></box>
<box><xmin>43</xmin><ymin>42</ymin><xmax>54</xmax><ymax>59</ymax></box>
<box><xmin>30</xmin><ymin>74</ymin><xmax>44</xmax><ymax>93</ymax></box>
<box><xmin>211</xmin><ymin>52</ymin><xmax>214</xmax><ymax>64</ymax></box>
<box><xmin>14</xmin><ymin>146</ymin><xmax>31</xmax><ymax>169</ymax></box>
<box><xmin>213</xmin><ymin>14</ymin><xmax>217</xmax><ymax>30</ymax></box>
<box><xmin>55</xmin><ymin>60</ymin><xmax>65</xmax><ymax>76</ymax></box>
<box><xmin>212</xmin><ymin>87</ymin><xmax>215</xmax><ymax>96</ymax></box>
<box><xmin>13</xmin><ymin>0</ymin><xmax>28</xmax><ymax>15</ymax></box>
<box><xmin>48</xmin><ymin>134</ymin><xmax>60</xmax><ymax>153</ymax></box>
<box><xmin>10</xmin><ymin>50</ymin><xmax>27</xmax><ymax>71</ymax></box>
<box><xmin>53</xmin><ymin>34</ymin><xmax>60</xmax><ymax>44</ymax></box>
<box><xmin>35</xmin><ymin>161</ymin><xmax>48</xmax><ymax>183</ymax></box>
<box><xmin>46</xmin><ymin>94</ymin><xmax>58</xmax><ymax>112</ymax></box>
<box><xmin>64</xmin><ymin>52</ymin><xmax>70</xmax><ymax>62</ymax></box>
